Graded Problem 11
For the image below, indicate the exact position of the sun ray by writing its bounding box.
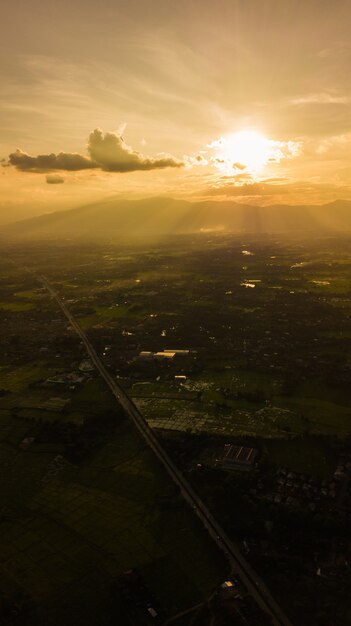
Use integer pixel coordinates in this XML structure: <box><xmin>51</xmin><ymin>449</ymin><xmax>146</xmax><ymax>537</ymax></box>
<box><xmin>209</xmin><ymin>130</ymin><xmax>300</xmax><ymax>176</ymax></box>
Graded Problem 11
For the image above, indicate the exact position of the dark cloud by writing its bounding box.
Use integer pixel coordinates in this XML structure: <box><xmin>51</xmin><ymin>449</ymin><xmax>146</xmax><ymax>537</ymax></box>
<box><xmin>46</xmin><ymin>174</ymin><xmax>65</xmax><ymax>184</ymax></box>
<box><xmin>9</xmin><ymin>149</ymin><xmax>96</xmax><ymax>172</ymax></box>
<box><xmin>9</xmin><ymin>129</ymin><xmax>183</xmax><ymax>174</ymax></box>
<box><xmin>87</xmin><ymin>129</ymin><xmax>183</xmax><ymax>172</ymax></box>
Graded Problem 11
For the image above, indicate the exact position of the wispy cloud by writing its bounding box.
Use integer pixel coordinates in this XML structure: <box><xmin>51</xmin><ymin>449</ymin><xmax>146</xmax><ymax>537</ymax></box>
<box><xmin>291</xmin><ymin>93</ymin><xmax>351</xmax><ymax>105</ymax></box>
<box><xmin>205</xmin><ymin>179</ymin><xmax>351</xmax><ymax>206</ymax></box>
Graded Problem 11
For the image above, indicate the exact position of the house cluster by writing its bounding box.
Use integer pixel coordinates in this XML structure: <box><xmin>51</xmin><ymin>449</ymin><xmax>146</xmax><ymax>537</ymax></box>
<box><xmin>255</xmin><ymin>468</ymin><xmax>339</xmax><ymax>511</ymax></box>
<box><xmin>42</xmin><ymin>454</ymin><xmax>66</xmax><ymax>483</ymax></box>
<box><xmin>334</xmin><ymin>460</ymin><xmax>351</xmax><ymax>480</ymax></box>
<box><xmin>78</xmin><ymin>359</ymin><xmax>95</xmax><ymax>372</ymax></box>
<box><xmin>46</xmin><ymin>372</ymin><xmax>86</xmax><ymax>385</ymax></box>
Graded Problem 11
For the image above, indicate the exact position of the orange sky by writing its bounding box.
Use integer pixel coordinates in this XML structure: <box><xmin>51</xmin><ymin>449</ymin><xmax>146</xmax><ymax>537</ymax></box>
<box><xmin>1</xmin><ymin>0</ymin><xmax>351</xmax><ymax>223</ymax></box>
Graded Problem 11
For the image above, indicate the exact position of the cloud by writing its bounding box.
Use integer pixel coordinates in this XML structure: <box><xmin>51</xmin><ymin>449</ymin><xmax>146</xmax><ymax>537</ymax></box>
<box><xmin>205</xmin><ymin>180</ymin><xmax>351</xmax><ymax>205</ymax></box>
<box><xmin>207</xmin><ymin>182</ymin><xmax>290</xmax><ymax>197</ymax></box>
<box><xmin>183</xmin><ymin>153</ymin><xmax>209</xmax><ymax>167</ymax></box>
<box><xmin>87</xmin><ymin>129</ymin><xmax>183</xmax><ymax>172</ymax></box>
<box><xmin>9</xmin><ymin>128</ymin><xmax>183</xmax><ymax>174</ymax></box>
<box><xmin>207</xmin><ymin>132</ymin><xmax>302</xmax><ymax>175</ymax></box>
<box><xmin>46</xmin><ymin>174</ymin><xmax>65</xmax><ymax>184</ymax></box>
<box><xmin>9</xmin><ymin>149</ymin><xmax>95</xmax><ymax>172</ymax></box>
<box><xmin>315</xmin><ymin>132</ymin><xmax>350</xmax><ymax>154</ymax></box>
<box><xmin>291</xmin><ymin>93</ymin><xmax>351</xmax><ymax>105</ymax></box>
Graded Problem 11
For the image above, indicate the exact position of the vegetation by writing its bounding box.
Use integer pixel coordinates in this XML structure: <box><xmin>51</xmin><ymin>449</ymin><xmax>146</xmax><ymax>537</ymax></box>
<box><xmin>1</xmin><ymin>234</ymin><xmax>351</xmax><ymax>625</ymax></box>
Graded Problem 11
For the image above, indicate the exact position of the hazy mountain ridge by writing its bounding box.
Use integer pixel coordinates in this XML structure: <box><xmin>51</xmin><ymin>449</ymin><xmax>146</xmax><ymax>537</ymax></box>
<box><xmin>2</xmin><ymin>196</ymin><xmax>351</xmax><ymax>240</ymax></box>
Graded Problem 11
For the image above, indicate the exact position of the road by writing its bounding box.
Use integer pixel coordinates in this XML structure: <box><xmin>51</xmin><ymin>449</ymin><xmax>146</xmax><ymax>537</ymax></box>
<box><xmin>39</xmin><ymin>274</ymin><xmax>293</xmax><ymax>626</ymax></box>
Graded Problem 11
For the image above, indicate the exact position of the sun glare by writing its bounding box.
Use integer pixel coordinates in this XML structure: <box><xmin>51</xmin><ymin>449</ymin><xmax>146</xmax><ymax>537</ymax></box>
<box><xmin>209</xmin><ymin>130</ymin><xmax>299</xmax><ymax>175</ymax></box>
<box><xmin>222</xmin><ymin>131</ymin><xmax>270</xmax><ymax>171</ymax></box>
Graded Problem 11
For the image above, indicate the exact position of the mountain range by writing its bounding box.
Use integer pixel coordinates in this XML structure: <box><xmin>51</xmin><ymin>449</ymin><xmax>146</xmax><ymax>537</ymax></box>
<box><xmin>2</xmin><ymin>197</ymin><xmax>351</xmax><ymax>240</ymax></box>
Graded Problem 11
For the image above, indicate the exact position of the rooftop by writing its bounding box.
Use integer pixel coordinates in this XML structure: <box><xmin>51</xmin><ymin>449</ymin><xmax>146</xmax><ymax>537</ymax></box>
<box><xmin>154</xmin><ymin>351</ymin><xmax>176</xmax><ymax>359</ymax></box>
<box><xmin>220</xmin><ymin>444</ymin><xmax>258</xmax><ymax>469</ymax></box>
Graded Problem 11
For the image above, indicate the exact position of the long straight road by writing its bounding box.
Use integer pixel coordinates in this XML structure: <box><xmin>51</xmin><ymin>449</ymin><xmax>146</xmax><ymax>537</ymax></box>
<box><xmin>39</xmin><ymin>274</ymin><xmax>293</xmax><ymax>626</ymax></box>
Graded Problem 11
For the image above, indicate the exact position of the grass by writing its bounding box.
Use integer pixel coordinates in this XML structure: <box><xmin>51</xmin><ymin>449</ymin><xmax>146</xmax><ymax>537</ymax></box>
<box><xmin>276</xmin><ymin>395</ymin><xmax>351</xmax><ymax>436</ymax></box>
<box><xmin>135</xmin><ymin>397</ymin><xmax>274</xmax><ymax>437</ymax></box>
<box><xmin>3</xmin><ymin>236</ymin><xmax>351</xmax><ymax>622</ymax></box>
<box><xmin>318</xmin><ymin>330</ymin><xmax>351</xmax><ymax>339</ymax></box>
<box><xmin>263</xmin><ymin>437</ymin><xmax>337</xmax><ymax>478</ymax></box>
<box><xmin>16</xmin><ymin>408</ymin><xmax>84</xmax><ymax>424</ymax></box>
<box><xmin>132</xmin><ymin>367</ymin><xmax>351</xmax><ymax>439</ymax></box>
<box><xmin>307</xmin><ymin>278</ymin><xmax>351</xmax><ymax>295</ymax></box>
<box><xmin>77</xmin><ymin>304</ymin><xmax>144</xmax><ymax>329</ymax></box>
<box><xmin>131</xmin><ymin>380</ymin><xmax>198</xmax><ymax>401</ymax></box>
<box><xmin>0</xmin><ymin>415</ymin><xmax>225</xmax><ymax>625</ymax></box>
<box><xmin>0</xmin><ymin>301</ymin><xmax>34</xmax><ymax>311</ymax></box>
<box><xmin>0</xmin><ymin>364</ymin><xmax>48</xmax><ymax>393</ymax></box>
<box><xmin>196</xmin><ymin>369</ymin><xmax>281</xmax><ymax>396</ymax></box>
<box><xmin>95</xmin><ymin>304</ymin><xmax>131</xmax><ymax>319</ymax></box>
<box><xmin>14</xmin><ymin>289</ymin><xmax>44</xmax><ymax>299</ymax></box>
<box><xmin>297</xmin><ymin>378</ymin><xmax>350</xmax><ymax>407</ymax></box>
<box><xmin>70</xmin><ymin>379</ymin><xmax>120</xmax><ymax>415</ymax></box>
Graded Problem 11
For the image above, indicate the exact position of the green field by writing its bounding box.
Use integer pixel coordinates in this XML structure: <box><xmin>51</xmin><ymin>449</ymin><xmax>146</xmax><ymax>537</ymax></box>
<box><xmin>130</xmin><ymin>369</ymin><xmax>351</xmax><ymax>439</ymax></box>
<box><xmin>263</xmin><ymin>436</ymin><xmax>337</xmax><ymax>478</ymax></box>
<box><xmin>0</xmin><ymin>364</ymin><xmax>49</xmax><ymax>393</ymax></box>
<box><xmin>0</xmin><ymin>396</ymin><xmax>225</xmax><ymax>625</ymax></box>
<box><xmin>77</xmin><ymin>303</ymin><xmax>145</xmax><ymax>329</ymax></box>
<box><xmin>0</xmin><ymin>301</ymin><xmax>35</xmax><ymax>312</ymax></box>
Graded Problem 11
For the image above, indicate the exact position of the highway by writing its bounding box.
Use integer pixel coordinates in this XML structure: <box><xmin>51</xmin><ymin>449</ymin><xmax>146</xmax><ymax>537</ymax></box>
<box><xmin>39</xmin><ymin>274</ymin><xmax>294</xmax><ymax>626</ymax></box>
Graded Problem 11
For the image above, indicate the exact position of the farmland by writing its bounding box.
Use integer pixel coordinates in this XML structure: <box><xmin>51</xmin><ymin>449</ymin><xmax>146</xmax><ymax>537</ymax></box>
<box><xmin>0</xmin><ymin>256</ymin><xmax>225</xmax><ymax>625</ymax></box>
<box><xmin>1</xmin><ymin>234</ymin><xmax>351</xmax><ymax>625</ymax></box>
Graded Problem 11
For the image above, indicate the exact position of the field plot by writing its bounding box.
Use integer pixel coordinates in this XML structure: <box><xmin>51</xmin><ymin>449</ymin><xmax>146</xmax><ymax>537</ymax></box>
<box><xmin>0</xmin><ymin>420</ymin><xmax>224</xmax><ymax>625</ymax></box>
<box><xmin>0</xmin><ymin>301</ymin><xmax>35</xmax><ymax>312</ymax></box>
<box><xmin>2</xmin><ymin>235</ymin><xmax>351</xmax><ymax>626</ymax></box>
<box><xmin>0</xmin><ymin>364</ymin><xmax>50</xmax><ymax>393</ymax></box>
<box><xmin>131</xmin><ymin>367</ymin><xmax>351</xmax><ymax>439</ymax></box>
<box><xmin>0</xmin><ymin>260</ymin><xmax>225</xmax><ymax>625</ymax></box>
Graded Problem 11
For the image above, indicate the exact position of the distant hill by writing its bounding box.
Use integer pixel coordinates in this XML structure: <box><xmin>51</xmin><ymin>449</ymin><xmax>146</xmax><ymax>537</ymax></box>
<box><xmin>2</xmin><ymin>196</ymin><xmax>351</xmax><ymax>240</ymax></box>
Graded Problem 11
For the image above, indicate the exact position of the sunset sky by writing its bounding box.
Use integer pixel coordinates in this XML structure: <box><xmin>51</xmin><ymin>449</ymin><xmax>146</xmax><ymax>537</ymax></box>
<box><xmin>1</xmin><ymin>0</ymin><xmax>351</xmax><ymax>222</ymax></box>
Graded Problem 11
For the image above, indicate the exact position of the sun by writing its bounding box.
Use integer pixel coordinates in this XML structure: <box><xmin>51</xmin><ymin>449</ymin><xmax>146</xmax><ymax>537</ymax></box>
<box><xmin>223</xmin><ymin>131</ymin><xmax>271</xmax><ymax>170</ymax></box>
<box><xmin>210</xmin><ymin>130</ymin><xmax>272</xmax><ymax>173</ymax></box>
<box><xmin>209</xmin><ymin>130</ymin><xmax>297</xmax><ymax>175</ymax></box>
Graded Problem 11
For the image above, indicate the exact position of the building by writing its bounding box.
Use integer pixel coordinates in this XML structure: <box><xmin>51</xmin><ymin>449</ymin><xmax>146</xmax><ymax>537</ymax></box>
<box><xmin>219</xmin><ymin>444</ymin><xmax>258</xmax><ymax>471</ymax></box>
<box><xmin>164</xmin><ymin>349</ymin><xmax>190</xmax><ymax>356</ymax></box>
<box><xmin>154</xmin><ymin>351</ymin><xmax>176</xmax><ymax>360</ymax></box>
<box><xmin>219</xmin><ymin>580</ymin><xmax>242</xmax><ymax>599</ymax></box>
<box><xmin>42</xmin><ymin>397</ymin><xmax>71</xmax><ymax>412</ymax></box>
<box><xmin>138</xmin><ymin>349</ymin><xmax>190</xmax><ymax>361</ymax></box>
<box><xmin>138</xmin><ymin>351</ymin><xmax>154</xmax><ymax>359</ymax></box>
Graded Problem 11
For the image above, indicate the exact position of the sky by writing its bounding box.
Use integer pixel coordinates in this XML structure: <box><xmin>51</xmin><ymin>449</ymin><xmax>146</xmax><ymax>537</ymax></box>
<box><xmin>1</xmin><ymin>0</ymin><xmax>351</xmax><ymax>223</ymax></box>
